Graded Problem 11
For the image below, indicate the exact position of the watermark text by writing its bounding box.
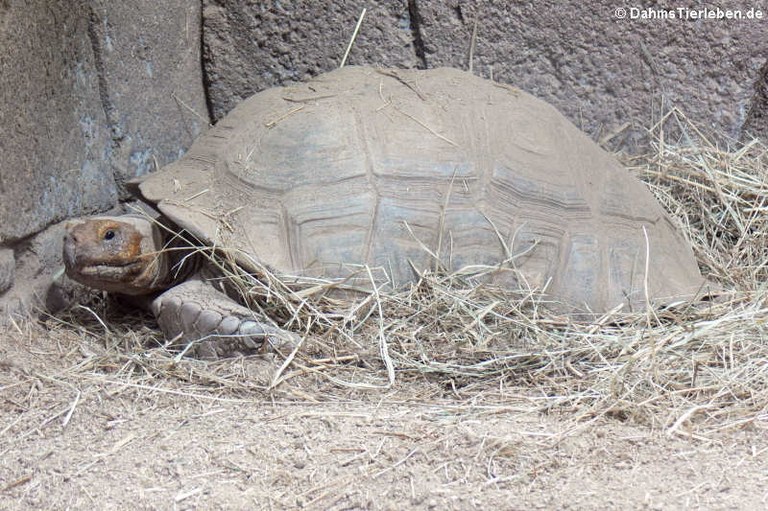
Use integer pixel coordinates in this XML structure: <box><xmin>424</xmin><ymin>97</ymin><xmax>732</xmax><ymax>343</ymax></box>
<box><xmin>615</xmin><ymin>6</ymin><xmax>764</xmax><ymax>20</ymax></box>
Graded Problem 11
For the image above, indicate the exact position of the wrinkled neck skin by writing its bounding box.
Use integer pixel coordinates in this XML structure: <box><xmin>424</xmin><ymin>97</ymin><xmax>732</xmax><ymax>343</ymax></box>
<box><xmin>158</xmin><ymin>219</ymin><xmax>203</xmax><ymax>290</ymax></box>
<box><xmin>63</xmin><ymin>214</ymin><xmax>200</xmax><ymax>296</ymax></box>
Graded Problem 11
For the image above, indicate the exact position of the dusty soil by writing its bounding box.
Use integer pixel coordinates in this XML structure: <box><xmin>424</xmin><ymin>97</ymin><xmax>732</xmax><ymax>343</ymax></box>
<box><xmin>1</xmin><ymin>315</ymin><xmax>766</xmax><ymax>511</ymax></box>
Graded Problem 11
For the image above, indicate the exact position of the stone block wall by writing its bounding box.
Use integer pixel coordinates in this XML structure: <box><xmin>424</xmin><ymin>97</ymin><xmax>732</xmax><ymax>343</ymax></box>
<box><xmin>0</xmin><ymin>0</ymin><xmax>207</xmax><ymax>315</ymax></box>
<box><xmin>203</xmin><ymin>1</ymin><xmax>767</xmax><ymax>150</ymax></box>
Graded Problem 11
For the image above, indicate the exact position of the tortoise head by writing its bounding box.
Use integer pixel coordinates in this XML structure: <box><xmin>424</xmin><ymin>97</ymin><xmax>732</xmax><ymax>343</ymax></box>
<box><xmin>63</xmin><ymin>215</ymin><xmax>169</xmax><ymax>295</ymax></box>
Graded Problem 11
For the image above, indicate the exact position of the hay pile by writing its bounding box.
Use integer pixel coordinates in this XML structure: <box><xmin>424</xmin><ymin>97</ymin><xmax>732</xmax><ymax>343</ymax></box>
<box><xmin>53</xmin><ymin>109</ymin><xmax>768</xmax><ymax>438</ymax></box>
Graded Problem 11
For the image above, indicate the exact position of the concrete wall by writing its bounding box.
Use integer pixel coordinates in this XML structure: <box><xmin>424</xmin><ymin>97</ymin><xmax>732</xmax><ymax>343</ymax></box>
<box><xmin>203</xmin><ymin>0</ymin><xmax>767</xmax><ymax>150</ymax></box>
<box><xmin>0</xmin><ymin>0</ymin><xmax>766</xmax><ymax>315</ymax></box>
<box><xmin>0</xmin><ymin>0</ymin><xmax>208</xmax><ymax>314</ymax></box>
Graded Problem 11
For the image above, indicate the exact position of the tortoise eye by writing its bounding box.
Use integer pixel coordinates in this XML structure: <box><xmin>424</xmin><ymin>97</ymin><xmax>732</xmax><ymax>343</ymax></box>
<box><xmin>103</xmin><ymin>229</ymin><xmax>116</xmax><ymax>241</ymax></box>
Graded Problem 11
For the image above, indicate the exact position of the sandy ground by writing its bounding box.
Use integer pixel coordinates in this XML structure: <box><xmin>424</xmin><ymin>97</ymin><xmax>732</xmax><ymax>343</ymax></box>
<box><xmin>1</xmin><ymin>318</ymin><xmax>767</xmax><ymax>511</ymax></box>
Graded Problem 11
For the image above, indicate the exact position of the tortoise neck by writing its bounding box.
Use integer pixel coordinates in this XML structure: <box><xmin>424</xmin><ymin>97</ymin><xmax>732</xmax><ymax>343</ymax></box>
<box><xmin>153</xmin><ymin>219</ymin><xmax>205</xmax><ymax>289</ymax></box>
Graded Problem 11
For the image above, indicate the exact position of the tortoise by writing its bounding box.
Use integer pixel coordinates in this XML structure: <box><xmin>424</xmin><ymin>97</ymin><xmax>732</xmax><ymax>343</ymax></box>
<box><xmin>63</xmin><ymin>66</ymin><xmax>704</xmax><ymax>358</ymax></box>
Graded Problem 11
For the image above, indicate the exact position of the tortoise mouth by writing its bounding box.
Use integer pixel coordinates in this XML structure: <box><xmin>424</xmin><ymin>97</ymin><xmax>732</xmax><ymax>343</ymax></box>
<box><xmin>77</xmin><ymin>260</ymin><xmax>147</xmax><ymax>276</ymax></box>
<box><xmin>69</xmin><ymin>259</ymin><xmax>147</xmax><ymax>282</ymax></box>
<box><xmin>63</xmin><ymin>237</ymin><xmax>146</xmax><ymax>277</ymax></box>
<box><xmin>68</xmin><ymin>258</ymin><xmax>165</xmax><ymax>295</ymax></box>
<box><xmin>63</xmin><ymin>238</ymin><xmax>165</xmax><ymax>294</ymax></box>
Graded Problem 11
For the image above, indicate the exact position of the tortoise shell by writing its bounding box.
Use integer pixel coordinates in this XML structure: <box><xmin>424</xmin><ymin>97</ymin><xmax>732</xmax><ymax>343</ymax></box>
<box><xmin>139</xmin><ymin>66</ymin><xmax>703</xmax><ymax>313</ymax></box>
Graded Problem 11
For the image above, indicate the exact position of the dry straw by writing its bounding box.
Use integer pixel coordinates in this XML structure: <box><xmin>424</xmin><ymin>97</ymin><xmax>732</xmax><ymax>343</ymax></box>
<box><xmin>31</xmin><ymin>109</ymin><xmax>768</xmax><ymax>439</ymax></box>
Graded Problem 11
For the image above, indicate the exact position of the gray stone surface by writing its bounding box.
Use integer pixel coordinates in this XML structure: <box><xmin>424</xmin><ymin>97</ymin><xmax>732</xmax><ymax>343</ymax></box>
<box><xmin>201</xmin><ymin>1</ymin><xmax>768</xmax><ymax>150</ymax></box>
<box><xmin>417</xmin><ymin>1</ymin><xmax>767</xmax><ymax>150</ymax></box>
<box><xmin>0</xmin><ymin>0</ymin><xmax>116</xmax><ymax>244</ymax></box>
<box><xmin>88</xmin><ymin>0</ymin><xmax>209</xmax><ymax>191</ymax></box>
<box><xmin>203</xmin><ymin>0</ymin><xmax>419</xmax><ymax>120</ymax></box>
<box><xmin>0</xmin><ymin>248</ymin><xmax>13</xmax><ymax>295</ymax></box>
<box><xmin>0</xmin><ymin>0</ymin><xmax>208</xmax><ymax>314</ymax></box>
<box><xmin>0</xmin><ymin>222</ymin><xmax>65</xmax><ymax>319</ymax></box>
<box><xmin>0</xmin><ymin>0</ymin><xmax>207</xmax><ymax>243</ymax></box>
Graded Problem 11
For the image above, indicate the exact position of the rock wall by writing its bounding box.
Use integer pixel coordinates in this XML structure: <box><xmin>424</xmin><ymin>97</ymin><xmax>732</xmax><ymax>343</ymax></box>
<box><xmin>202</xmin><ymin>1</ymin><xmax>421</xmax><ymax>120</ymax></box>
<box><xmin>0</xmin><ymin>0</ymin><xmax>114</xmax><ymax>245</ymax></box>
<box><xmin>203</xmin><ymin>0</ymin><xmax>767</xmax><ymax>150</ymax></box>
<box><xmin>0</xmin><ymin>0</ymin><xmax>208</xmax><ymax>315</ymax></box>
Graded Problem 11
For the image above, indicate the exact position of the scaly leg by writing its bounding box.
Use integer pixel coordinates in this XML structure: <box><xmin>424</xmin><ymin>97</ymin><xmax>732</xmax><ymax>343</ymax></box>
<box><xmin>151</xmin><ymin>279</ymin><xmax>298</xmax><ymax>359</ymax></box>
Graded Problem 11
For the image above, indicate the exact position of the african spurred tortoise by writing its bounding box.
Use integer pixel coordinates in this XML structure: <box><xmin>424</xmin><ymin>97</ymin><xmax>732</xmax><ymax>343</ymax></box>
<box><xmin>63</xmin><ymin>67</ymin><xmax>704</xmax><ymax>358</ymax></box>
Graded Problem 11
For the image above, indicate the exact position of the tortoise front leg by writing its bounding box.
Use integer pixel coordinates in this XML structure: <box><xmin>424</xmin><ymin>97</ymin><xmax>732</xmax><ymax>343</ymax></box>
<box><xmin>151</xmin><ymin>279</ymin><xmax>298</xmax><ymax>359</ymax></box>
